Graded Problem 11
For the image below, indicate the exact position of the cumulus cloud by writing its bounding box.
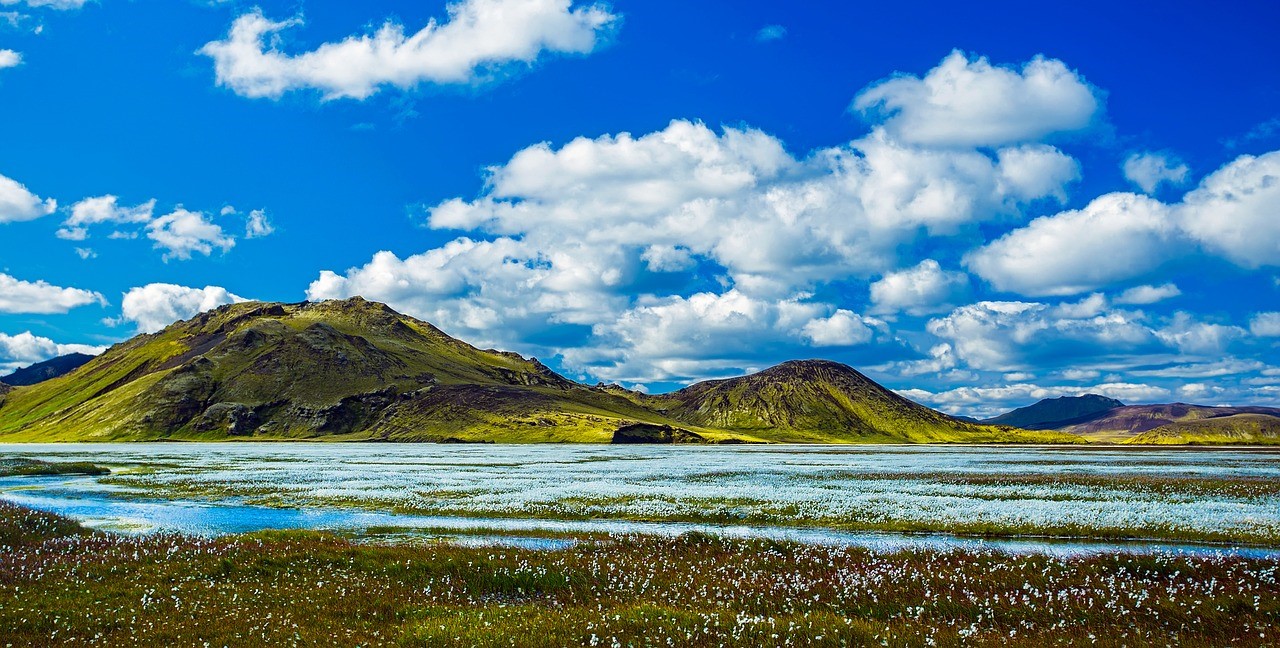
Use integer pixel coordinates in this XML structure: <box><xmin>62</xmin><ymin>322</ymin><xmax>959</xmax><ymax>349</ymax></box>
<box><xmin>869</xmin><ymin>259</ymin><xmax>968</xmax><ymax>315</ymax></box>
<box><xmin>926</xmin><ymin>300</ymin><xmax>1160</xmax><ymax>372</ymax></box>
<box><xmin>0</xmin><ymin>172</ymin><xmax>56</xmax><ymax>223</ymax></box>
<box><xmin>966</xmin><ymin>192</ymin><xmax>1177</xmax><ymax>296</ymax></box>
<box><xmin>145</xmin><ymin>208</ymin><xmax>236</xmax><ymax>261</ymax></box>
<box><xmin>1114</xmin><ymin>283</ymin><xmax>1180</xmax><ymax>305</ymax></box>
<box><xmin>1250</xmin><ymin>312</ymin><xmax>1280</xmax><ymax>337</ymax></box>
<box><xmin>57</xmin><ymin>195</ymin><xmax>155</xmax><ymax>240</ymax></box>
<box><xmin>114</xmin><ymin>284</ymin><xmax>247</xmax><ymax>334</ymax></box>
<box><xmin>0</xmin><ymin>331</ymin><xmax>104</xmax><ymax>374</ymax></box>
<box><xmin>0</xmin><ymin>49</ymin><xmax>19</xmax><ymax>69</ymax></box>
<box><xmin>1123</xmin><ymin>151</ymin><xmax>1189</xmax><ymax>193</ymax></box>
<box><xmin>801</xmin><ymin>310</ymin><xmax>874</xmax><ymax>347</ymax></box>
<box><xmin>0</xmin><ymin>273</ymin><xmax>105</xmax><ymax>314</ymax></box>
<box><xmin>969</xmin><ymin>149</ymin><xmax>1280</xmax><ymax>297</ymax></box>
<box><xmin>200</xmin><ymin>0</ymin><xmax>618</xmax><ymax>100</ymax></box>
<box><xmin>852</xmin><ymin>50</ymin><xmax>1101</xmax><ymax>147</ymax></box>
<box><xmin>313</xmin><ymin>51</ymin><xmax>1098</xmax><ymax>384</ymax></box>
<box><xmin>1178</xmin><ymin>150</ymin><xmax>1280</xmax><ymax>268</ymax></box>
<box><xmin>1153</xmin><ymin>312</ymin><xmax>1246</xmax><ymax>355</ymax></box>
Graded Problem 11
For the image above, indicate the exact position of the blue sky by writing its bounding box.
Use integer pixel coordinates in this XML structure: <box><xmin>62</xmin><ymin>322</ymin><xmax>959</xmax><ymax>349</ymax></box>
<box><xmin>0</xmin><ymin>0</ymin><xmax>1278</xmax><ymax>416</ymax></box>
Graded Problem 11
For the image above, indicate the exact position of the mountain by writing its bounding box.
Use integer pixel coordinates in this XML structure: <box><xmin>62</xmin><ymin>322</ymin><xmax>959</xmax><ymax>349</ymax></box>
<box><xmin>0</xmin><ymin>298</ymin><xmax>1072</xmax><ymax>444</ymax></box>
<box><xmin>1</xmin><ymin>353</ymin><xmax>95</xmax><ymax>387</ymax></box>
<box><xmin>982</xmin><ymin>394</ymin><xmax>1124</xmax><ymax>430</ymax></box>
<box><xmin>1054</xmin><ymin>403</ymin><xmax>1280</xmax><ymax>443</ymax></box>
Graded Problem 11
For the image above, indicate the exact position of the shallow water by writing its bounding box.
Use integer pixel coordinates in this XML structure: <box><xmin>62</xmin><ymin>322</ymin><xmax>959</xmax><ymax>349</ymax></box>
<box><xmin>2</xmin><ymin>443</ymin><xmax>1279</xmax><ymax>557</ymax></box>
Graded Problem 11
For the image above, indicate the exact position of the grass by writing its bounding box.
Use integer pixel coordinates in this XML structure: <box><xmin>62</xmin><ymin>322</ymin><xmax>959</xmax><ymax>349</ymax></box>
<box><xmin>0</xmin><ymin>457</ymin><xmax>111</xmax><ymax>477</ymax></box>
<box><xmin>0</xmin><ymin>501</ymin><xmax>1277</xmax><ymax>646</ymax></box>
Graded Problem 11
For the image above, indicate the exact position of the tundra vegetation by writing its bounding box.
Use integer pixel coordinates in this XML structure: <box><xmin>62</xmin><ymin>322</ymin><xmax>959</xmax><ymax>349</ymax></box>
<box><xmin>1</xmin><ymin>500</ymin><xmax>1278</xmax><ymax>647</ymax></box>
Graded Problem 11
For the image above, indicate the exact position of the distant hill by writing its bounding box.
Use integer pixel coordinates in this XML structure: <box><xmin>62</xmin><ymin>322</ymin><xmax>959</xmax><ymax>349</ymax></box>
<box><xmin>982</xmin><ymin>394</ymin><xmax>1124</xmax><ymax>430</ymax></box>
<box><xmin>1</xmin><ymin>353</ymin><xmax>95</xmax><ymax>387</ymax></box>
<box><xmin>0</xmin><ymin>298</ymin><xmax>1071</xmax><ymax>444</ymax></box>
<box><xmin>1127</xmin><ymin>413</ymin><xmax>1280</xmax><ymax>445</ymax></box>
<box><xmin>1056</xmin><ymin>403</ymin><xmax>1280</xmax><ymax>443</ymax></box>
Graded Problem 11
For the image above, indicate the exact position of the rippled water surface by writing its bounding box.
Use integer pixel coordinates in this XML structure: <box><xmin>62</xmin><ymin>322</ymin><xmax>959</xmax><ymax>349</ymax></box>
<box><xmin>2</xmin><ymin>443</ymin><xmax>1278</xmax><ymax>556</ymax></box>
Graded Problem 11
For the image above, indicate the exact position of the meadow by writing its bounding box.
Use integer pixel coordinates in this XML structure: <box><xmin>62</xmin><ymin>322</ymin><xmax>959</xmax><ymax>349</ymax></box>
<box><xmin>1</xmin><ymin>500</ymin><xmax>1278</xmax><ymax>646</ymax></box>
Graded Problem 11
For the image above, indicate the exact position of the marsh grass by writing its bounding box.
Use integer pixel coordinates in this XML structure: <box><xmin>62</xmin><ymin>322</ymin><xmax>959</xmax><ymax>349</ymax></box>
<box><xmin>0</xmin><ymin>458</ymin><xmax>110</xmax><ymax>477</ymax></box>
<box><xmin>1</xmin><ymin>501</ymin><xmax>1277</xmax><ymax>646</ymax></box>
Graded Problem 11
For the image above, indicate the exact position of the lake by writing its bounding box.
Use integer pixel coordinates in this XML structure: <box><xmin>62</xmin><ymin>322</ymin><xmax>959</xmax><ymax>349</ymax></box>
<box><xmin>2</xmin><ymin>443</ymin><xmax>1278</xmax><ymax>558</ymax></box>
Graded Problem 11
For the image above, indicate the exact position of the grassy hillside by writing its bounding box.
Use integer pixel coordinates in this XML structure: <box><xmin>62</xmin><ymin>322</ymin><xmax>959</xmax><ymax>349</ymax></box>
<box><xmin>0</xmin><ymin>298</ymin><xmax>1068</xmax><ymax>444</ymax></box>
<box><xmin>1055</xmin><ymin>403</ymin><xmax>1280</xmax><ymax>443</ymax></box>
<box><xmin>1126</xmin><ymin>413</ymin><xmax>1280</xmax><ymax>445</ymax></box>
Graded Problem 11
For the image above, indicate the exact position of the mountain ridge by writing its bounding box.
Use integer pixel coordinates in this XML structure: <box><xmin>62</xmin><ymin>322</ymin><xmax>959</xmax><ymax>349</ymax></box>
<box><xmin>982</xmin><ymin>394</ymin><xmax>1125</xmax><ymax>430</ymax></box>
<box><xmin>1</xmin><ymin>353</ymin><xmax>95</xmax><ymax>387</ymax></box>
<box><xmin>0</xmin><ymin>298</ymin><xmax>1074</xmax><ymax>445</ymax></box>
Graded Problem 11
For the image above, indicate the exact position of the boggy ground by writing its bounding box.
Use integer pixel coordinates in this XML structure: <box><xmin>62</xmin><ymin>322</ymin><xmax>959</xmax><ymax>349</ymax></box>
<box><xmin>0</xmin><ymin>501</ymin><xmax>1277</xmax><ymax>647</ymax></box>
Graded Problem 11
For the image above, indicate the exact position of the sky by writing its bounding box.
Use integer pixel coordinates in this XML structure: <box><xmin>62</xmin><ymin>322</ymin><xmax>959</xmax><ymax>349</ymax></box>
<box><xmin>0</xmin><ymin>0</ymin><xmax>1278</xmax><ymax>417</ymax></box>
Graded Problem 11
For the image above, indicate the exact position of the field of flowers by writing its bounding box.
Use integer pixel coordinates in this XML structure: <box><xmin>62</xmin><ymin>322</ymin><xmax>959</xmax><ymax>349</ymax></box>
<box><xmin>0</xmin><ymin>500</ymin><xmax>1277</xmax><ymax>646</ymax></box>
<box><xmin>5</xmin><ymin>443</ymin><xmax>1278</xmax><ymax>545</ymax></box>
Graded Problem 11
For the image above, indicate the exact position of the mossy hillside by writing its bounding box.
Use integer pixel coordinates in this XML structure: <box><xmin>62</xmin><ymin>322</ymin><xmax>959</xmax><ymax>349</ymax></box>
<box><xmin>1126</xmin><ymin>414</ymin><xmax>1280</xmax><ymax>445</ymax></box>
<box><xmin>1058</xmin><ymin>403</ymin><xmax>1280</xmax><ymax>441</ymax></box>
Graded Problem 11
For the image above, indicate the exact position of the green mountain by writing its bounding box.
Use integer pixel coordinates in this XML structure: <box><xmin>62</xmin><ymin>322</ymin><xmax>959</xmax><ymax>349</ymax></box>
<box><xmin>0</xmin><ymin>298</ymin><xmax>1075</xmax><ymax>444</ymax></box>
<box><xmin>1</xmin><ymin>352</ymin><xmax>95</xmax><ymax>387</ymax></box>
<box><xmin>1126</xmin><ymin>413</ymin><xmax>1280</xmax><ymax>445</ymax></box>
<box><xmin>982</xmin><ymin>394</ymin><xmax>1124</xmax><ymax>430</ymax></box>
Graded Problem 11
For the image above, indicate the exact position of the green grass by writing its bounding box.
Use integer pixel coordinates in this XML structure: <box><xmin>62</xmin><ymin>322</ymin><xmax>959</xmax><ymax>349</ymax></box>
<box><xmin>0</xmin><ymin>457</ymin><xmax>111</xmax><ymax>477</ymax></box>
<box><xmin>0</xmin><ymin>501</ymin><xmax>1277</xmax><ymax>646</ymax></box>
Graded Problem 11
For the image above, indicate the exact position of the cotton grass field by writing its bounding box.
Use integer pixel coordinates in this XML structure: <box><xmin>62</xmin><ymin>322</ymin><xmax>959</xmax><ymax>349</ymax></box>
<box><xmin>1</xmin><ymin>501</ymin><xmax>1278</xmax><ymax>647</ymax></box>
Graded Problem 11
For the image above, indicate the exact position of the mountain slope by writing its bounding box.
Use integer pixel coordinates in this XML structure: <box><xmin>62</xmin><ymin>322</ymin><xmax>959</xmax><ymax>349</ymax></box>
<box><xmin>983</xmin><ymin>394</ymin><xmax>1124</xmax><ymax>430</ymax></box>
<box><xmin>651</xmin><ymin>360</ymin><xmax>1078</xmax><ymax>443</ymax></box>
<box><xmin>1055</xmin><ymin>403</ymin><xmax>1280</xmax><ymax>442</ymax></box>
<box><xmin>1</xmin><ymin>353</ymin><xmax>95</xmax><ymax>387</ymax></box>
<box><xmin>0</xmin><ymin>298</ymin><xmax>1070</xmax><ymax>444</ymax></box>
<box><xmin>1126</xmin><ymin>413</ymin><xmax>1280</xmax><ymax>445</ymax></box>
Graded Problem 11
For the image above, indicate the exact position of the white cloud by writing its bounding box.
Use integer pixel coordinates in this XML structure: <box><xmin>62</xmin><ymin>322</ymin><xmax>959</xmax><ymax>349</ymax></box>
<box><xmin>74</xmin><ymin>247</ymin><xmax>96</xmax><ymax>260</ymax></box>
<box><xmin>869</xmin><ymin>259</ymin><xmax>968</xmax><ymax>315</ymax></box>
<box><xmin>801</xmin><ymin>310</ymin><xmax>873</xmax><ymax>347</ymax></box>
<box><xmin>852</xmin><ymin>50</ymin><xmax>1101</xmax><ymax>147</ymax></box>
<box><xmin>0</xmin><ymin>273</ymin><xmax>104</xmax><ymax>314</ymax></box>
<box><xmin>0</xmin><ymin>172</ymin><xmax>56</xmax><ymax>223</ymax></box>
<box><xmin>1178</xmin><ymin>150</ymin><xmax>1280</xmax><ymax>268</ymax></box>
<box><xmin>145</xmin><ymin>208</ymin><xmax>236</xmax><ymax>261</ymax></box>
<box><xmin>57</xmin><ymin>195</ymin><xmax>155</xmax><ymax>240</ymax></box>
<box><xmin>0</xmin><ymin>49</ymin><xmax>19</xmax><ymax>69</ymax></box>
<box><xmin>315</xmin><ymin>50</ymin><xmax>1097</xmax><ymax>384</ymax></box>
<box><xmin>1123</xmin><ymin>151</ymin><xmax>1189</xmax><ymax>193</ymax></box>
<box><xmin>200</xmin><ymin>0</ymin><xmax>619</xmax><ymax>100</ymax></box>
<box><xmin>428</xmin><ymin>119</ymin><xmax>1079</xmax><ymax>293</ymax></box>
<box><xmin>966</xmin><ymin>192</ymin><xmax>1177</xmax><ymax>296</ymax></box>
<box><xmin>244</xmin><ymin>209</ymin><xmax>274</xmax><ymax>238</ymax></box>
<box><xmin>1250</xmin><ymin>312</ymin><xmax>1280</xmax><ymax>337</ymax></box>
<box><xmin>1153</xmin><ymin>312</ymin><xmax>1245</xmax><ymax>355</ymax></box>
<box><xmin>0</xmin><ymin>0</ymin><xmax>89</xmax><ymax>8</ymax></box>
<box><xmin>926</xmin><ymin>300</ymin><xmax>1158</xmax><ymax>372</ymax></box>
<box><xmin>115</xmin><ymin>284</ymin><xmax>247</xmax><ymax>334</ymax></box>
<box><xmin>755</xmin><ymin>25</ymin><xmax>786</xmax><ymax>42</ymax></box>
<box><xmin>0</xmin><ymin>331</ymin><xmax>104</xmax><ymax>374</ymax></box>
<box><xmin>1114</xmin><ymin>283</ymin><xmax>1180</xmax><ymax>305</ymax></box>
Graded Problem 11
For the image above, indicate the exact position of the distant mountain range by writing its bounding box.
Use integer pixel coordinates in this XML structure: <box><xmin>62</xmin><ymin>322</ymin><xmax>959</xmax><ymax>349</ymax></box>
<box><xmin>980</xmin><ymin>395</ymin><xmax>1280</xmax><ymax>445</ymax></box>
<box><xmin>0</xmin><ymin>298</ymin><xmax>1275</xmax><ymax>445</ymax></box>
<box><xmin>1</xmin><ymin>353</ymin><xmax>94</xmax><ymax>387</ymax></box>
<box><xmin>0</xmin><ymin>298</ymin><xmax>1072</xmax><ymax>444</ymax></box>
